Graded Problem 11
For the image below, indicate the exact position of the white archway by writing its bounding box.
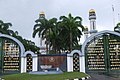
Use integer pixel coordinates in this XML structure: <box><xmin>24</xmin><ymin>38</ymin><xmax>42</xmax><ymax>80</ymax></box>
<box><xmin>23</xmin><ymin>51</ymin><xmax>37</xmax><ymax>57</ymax></box>
<box><xmin>67</xmin><ymin>50</ymin><xmax>82</xmax><ymax>57</ymax></box>
<box><xmin>0</xmin><ymin>33</ymin><xmax>25</xmax><ymax>56</ymax></box>
<box><xmin>67</xmin><ymin>50</ymin><xmax>85</xmax><ymax>73</ymax></box>
<box><xmin>0</xmin><ymin>33</ymin><xmax>25</xmax><ymax>73</ymax></box>
<box><xmin>21</xmin><ymin>51</ymin><xmax>38</xmax><ymax>72</ymax></box>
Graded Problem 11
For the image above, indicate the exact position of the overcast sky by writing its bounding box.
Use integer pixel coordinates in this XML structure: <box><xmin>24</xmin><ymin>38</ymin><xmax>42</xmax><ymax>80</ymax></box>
<box><xmin>0</xmin><ymin>0</ymin><xmax>120</xmax><ymax>46</ymax></box>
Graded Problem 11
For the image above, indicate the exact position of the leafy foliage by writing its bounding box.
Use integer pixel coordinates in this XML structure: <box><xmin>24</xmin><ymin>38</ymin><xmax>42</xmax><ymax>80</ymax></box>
<box><xmin>0</xmin><ymin>20</ymin><xmax>40</xmax><ymax>53</ymax></box>
<box><xmin>33</xmin><ymin>13</ymin><xmax>84</xmax><ymax>53</ymax></box>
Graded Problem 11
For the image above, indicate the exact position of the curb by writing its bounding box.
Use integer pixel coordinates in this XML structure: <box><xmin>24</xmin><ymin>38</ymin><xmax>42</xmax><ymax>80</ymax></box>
<box><xmin>0</xmin><ymin>78</ymin><xmax>5</xmax><ymax>80</ymax></box>
<box><xmin>65</xmin><ymin>76</ymin><xmax>91</xmax><ymax>80</ymax></box>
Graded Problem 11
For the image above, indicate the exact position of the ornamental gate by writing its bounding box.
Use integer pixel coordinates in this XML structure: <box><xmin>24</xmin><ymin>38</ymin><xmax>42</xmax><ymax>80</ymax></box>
<box><xmin>26</xmin><ymin>54</ymin><xmax>32</xmax><ymax>72</ymax></box>
<box><xmin>73</xmin><ymin>53</ymin><xmax>80</xmax><ymax>72</ymax></box>
<box><xmin>0</xmin><ymin>39</ymin><xmax>2</xmax><ymax>74</ymax></box>
<box><xmin>85</xmin><ymin>33</ymin><xmax>120</xmax><ymax>74</ymax></box>
<box><xmin>0</xmin><ymin>38</ymin><xmax>20</xmax><ymax>74</ymax></box>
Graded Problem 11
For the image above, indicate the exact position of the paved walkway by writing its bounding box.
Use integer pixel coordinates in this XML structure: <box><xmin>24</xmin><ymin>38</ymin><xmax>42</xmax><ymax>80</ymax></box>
<box><xmin>87</xmin><ymin>74</ymin><xmax>120</xmax><ymax>80</ymax></box>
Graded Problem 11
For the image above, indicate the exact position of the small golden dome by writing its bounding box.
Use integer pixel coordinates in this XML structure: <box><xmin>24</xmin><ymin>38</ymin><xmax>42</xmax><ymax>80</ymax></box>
<box><xmin>84</xmin><ymin>26</ymin><xmax>88</xmax><ymax>31</ymax></box>
<box><xmin>40</xmin><ymin>11</ymin><xmax>45</xmax><ymax>15</ymax></box>
<box><xmin>84</xmin><ymin>26</ymin><xmax>88</xmax><ymax>29</ymax></box>
<box><xmin>89</xmin><ymin>9</ymin><xmax>95</xmax><ymax>13</ymax></box>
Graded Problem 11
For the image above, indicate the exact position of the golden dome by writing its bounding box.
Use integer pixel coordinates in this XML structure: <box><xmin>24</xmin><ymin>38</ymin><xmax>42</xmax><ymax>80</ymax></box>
<box><xmin>84</xmin><ymin>26</ymin><xmax>88</xmax><ymax>29</ymax></box>
<box><xmin>40</xmin><ymin>11</ymin><xmax>45</xmax><ymax>15</ymax></box>
<box><xmin>84</xmin><ymin>26</ymin><xmax>88</xmax><ymax>31</ymax></box>
<box><xmin>89</xmin><ymin>9</ymin><xmax>95</xmax><ymax>13</ymax></box>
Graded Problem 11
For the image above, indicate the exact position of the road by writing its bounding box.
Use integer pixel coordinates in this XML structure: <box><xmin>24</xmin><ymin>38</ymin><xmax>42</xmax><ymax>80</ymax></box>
<box><xmin>87</xmin><ymin>73</ymin><xmax>120</xmax><ymax>80</ymax></box>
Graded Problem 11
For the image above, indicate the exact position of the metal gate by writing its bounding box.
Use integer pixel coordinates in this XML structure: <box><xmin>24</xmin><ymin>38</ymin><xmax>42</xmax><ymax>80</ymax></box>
<box><xmin>73</xmin><ymin>53</ymin><xmax>80</xmax><ymax>72</ymax></box>
<box><xmin>0</xmin><ymin>38</ymin><xmax>20</xmax><ymax>74</ymax></box>
<box><xmin>85</xmin><ymin>33</ymin><xmax>120</xmax><ymax>74</ymax></box>
<box><xmin>0</xmin><ymin>39</ymin><xmax>2</xmax><ymax>74</ymax></box>
<box><xmin>26</xmin><ymin>54</ymin><xmax>32</xmax><ymax>72</ymax></box>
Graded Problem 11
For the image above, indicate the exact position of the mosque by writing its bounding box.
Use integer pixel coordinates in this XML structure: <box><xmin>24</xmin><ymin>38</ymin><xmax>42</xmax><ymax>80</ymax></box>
<box><xmin>0</xmin><ymin>9</ymin><xmax>120</xmax><ymax>75</ymax></box>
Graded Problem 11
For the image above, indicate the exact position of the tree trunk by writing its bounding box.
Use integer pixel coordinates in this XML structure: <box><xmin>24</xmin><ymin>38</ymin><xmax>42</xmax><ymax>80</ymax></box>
<box><xmin>70</xmin><ymin>32</ymin><xmax>72</xmax><ymax>52</ymax></box>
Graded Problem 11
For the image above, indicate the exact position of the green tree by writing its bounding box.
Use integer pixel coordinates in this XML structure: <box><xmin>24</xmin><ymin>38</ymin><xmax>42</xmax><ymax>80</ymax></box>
<box><xmin>32</xmin><ymin>18</ymin><xmax>50</xmax><ymax>53</ymax></box>
<box><xmin>33</xmin><ymin>14</ymin><xmax>84</xmax><ymax>54</ymax></box>
<box><xmin>59</xmin><ymin>13</ymin><xmax>84</xmax><ymax>52</ymax></box>
<box><xmin>0</xmin><ymin>20</ymin><xmax>13</xmax><ymax>35</ymax></box>
<box><xmin>48</xmin><ymin>18</ymin><xmax>60</xmax><ymax>53</ymax></box>
<box><xmin>33</xmin><ymin>18</ymin><xmax>59</xmax><ymax>53</ymax></box>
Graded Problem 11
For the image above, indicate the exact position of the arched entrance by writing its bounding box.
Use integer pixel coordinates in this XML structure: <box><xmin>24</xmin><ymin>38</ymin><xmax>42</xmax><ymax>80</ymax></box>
<box><xmin>82</xmin><ymin>30</ymin><xmax>120</xmax><ymax>74</ymax></box>
<box><xmin>0</xmin><ymin>33</ymin><xmax>25</xmax><ymax>74</ymax></box>
<box><xmin>0</xmin><ymin>38</ymin><xmax>21</xmax><ymax>74</ymax></box>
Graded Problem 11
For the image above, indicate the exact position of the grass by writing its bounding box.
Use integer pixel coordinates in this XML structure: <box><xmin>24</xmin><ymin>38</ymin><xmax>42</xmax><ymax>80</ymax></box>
<box><xmin>1</xmin><ymin>72</ymin><xmax>88</xmax><ymax>80</ymax></box>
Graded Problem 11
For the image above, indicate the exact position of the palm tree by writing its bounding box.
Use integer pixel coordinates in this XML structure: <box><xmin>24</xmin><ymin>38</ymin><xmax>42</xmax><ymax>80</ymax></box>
<box><xmin>33</xmin><ymin>18</ymin><xmax>51</xmax><ymax>53</ymax></box>
<box><xmin>48</xmin><ymin>18</ymin><xmax>59</xmax><ymax>53</ymax></box>
<box><xmin>33</xmin><ymin>17</ymin><xmax>60</xmax><ymax>53</ymax></box>
<box><xmin>114</xmin><ymin>23</ymin><xmax>120</xmax><ymax>32</ymax></box>
<box><xmin>33</xmin><ymin>14</ymin><xmax>84</xmax><ymax>54</ymax></box>
<box><xmin>33</xmin><ymin>18</ymin><xmax>49</xmax><ymax>38</ymax></box>
<box><xmin>59</xmin><ymin>13</ymin><xmax>84</xmax><ymax>52</ymax></box>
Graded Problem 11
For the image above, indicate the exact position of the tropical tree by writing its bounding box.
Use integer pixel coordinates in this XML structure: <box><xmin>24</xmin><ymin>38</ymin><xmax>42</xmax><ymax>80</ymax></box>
<box><xmin>48</xmin><ymin>18</ymin><xmax>60</xmax><ymax>53</ymax></box>
<box><xmin>32</xmin><ymin>18</ymin><xmax>50</xmax><ymax>53</ymax></box>
<box><xmin>114</xmin><ymin>22</ymin><xmax>120</xmax><ymax>33</ymax></box>
<box><xmin>33</xmin><ymin>18</ymin><xmax>59</xmax><ymax>53</ymax></box>
<box><xmin>59</xmin><ymin>13</ymin><xmax>84</xmax><ymax>52</ymax></box>
<box><xmin>0</xmin><ymin>20</ymin><xmax>40</xmax><ymax>53</ymax></box>
<box><xmin>0</xmin><ymin>20</ymin><xmax>13</xmax><ymax>35</ymax></box>
<box><xmin>33</xmin><ymin>14</ymin><xmax>84</xmax><ymax>54</ymax></box>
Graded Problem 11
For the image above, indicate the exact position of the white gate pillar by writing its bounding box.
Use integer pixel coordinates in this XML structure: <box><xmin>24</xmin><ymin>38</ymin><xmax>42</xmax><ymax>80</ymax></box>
<box><xmin>67</xmin><ymin>56</ymin><xmax>73</xmax><ymax>72</ymax></box>
<box><xmin>80</xmin><ymin>55</ymin><xmax>85</xmax><ymax>73</ymax></box>
<box><xmin>32</xmin><ymin>56</ymin><xmax>38</xmax><ymax>71</ymax></box>
<box><xmin>67</xmin><ymin>50</ymin><xmax>85</xmax><ymax>73</ymax></box>
<box><xmin>21</xmin><ymin>51</ymin><xmax>38</xmax><ymax>73</ymax></box>
<box><xmin>21</xmin><ymin>57</ymin><xmax>27</xmax><ymax>73</ymax></box>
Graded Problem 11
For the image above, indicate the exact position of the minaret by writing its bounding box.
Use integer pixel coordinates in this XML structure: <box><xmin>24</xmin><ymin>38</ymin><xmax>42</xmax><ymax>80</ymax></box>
<box><xmin>39</xmin><ymin>11</ymin><xmax>45</xmax><ymax>19</ymax></box>
<box><xmin>89</xmin><ymin>9</ymin><xmax>97</xmax><ymax>34</ymax></box>
<box><xmin>39</xmin><ymin>12</ymin><xmax>46</xmax><ymax>54</ymax></box>
<box><xmin>39</xmin><ymin>12</ymin><xmax>45</xmax><ymax>46</ymax></box>
<box><xmin>84</xmin><ymin>26</ymin><xmax>89</xmax><ymax>40</ymax></box>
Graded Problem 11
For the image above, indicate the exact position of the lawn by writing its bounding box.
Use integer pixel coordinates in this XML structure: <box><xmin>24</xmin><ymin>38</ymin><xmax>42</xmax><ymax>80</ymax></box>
<box><xmin>1</xmin><ymin>72</ymin><xmax>88</xmax><ymax>80</ymax></box>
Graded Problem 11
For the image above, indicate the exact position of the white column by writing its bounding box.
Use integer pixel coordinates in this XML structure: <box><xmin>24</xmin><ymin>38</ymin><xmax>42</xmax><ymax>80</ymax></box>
<box><xmin>67</xmin><ymin>56</ymin><xmax>73</xmax><ymax>72</ymax></box>
<box><xmin>21</xmin><ymin>57</ymin><xmax>26</xmax><ymax>73</ymax></box>
<box><xmin>80</xmin><ymin>56</ymin><xmax>85</xmax><ymax>73</ymax></box>
<box><xmin>32</xmin><ymin>57</ymin><xmax>38</xmax><ymax>71</ymax></box>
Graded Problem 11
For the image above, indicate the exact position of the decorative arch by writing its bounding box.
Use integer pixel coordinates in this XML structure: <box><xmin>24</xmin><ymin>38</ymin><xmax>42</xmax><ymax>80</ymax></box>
<box><xmin>67</xmin><ymin>50</ymin><xmax>82</xmax><ymax>57</ymax></box>
<box><xmin>0</xmin><ymin>33</ymin><xmax>25</xmax><ymax>73</ymax></box>
<box><xmin>23</xmin><ymin>51</ymin><xmax>37</xmax><ymax>57</ymax></box>
<box><xmin>0</xmin><ymin>33</ymin><xmax>25</xmax><ymax>56</ymax></box>
<box><xmin>82</xmin><ymin>30</ymin><xmax>120</xmax><ymax>55</ymax></box>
